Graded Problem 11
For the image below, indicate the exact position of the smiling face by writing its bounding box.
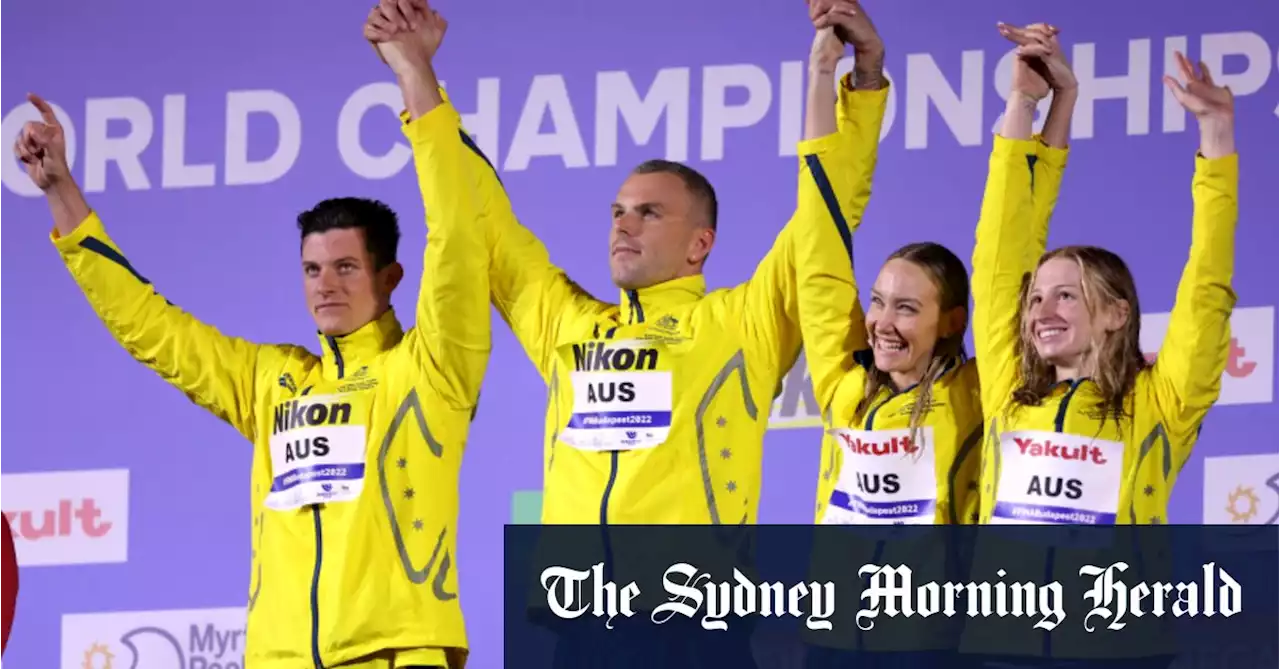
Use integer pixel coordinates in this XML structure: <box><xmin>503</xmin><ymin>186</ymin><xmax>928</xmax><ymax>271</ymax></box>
<box><xmin>1026</xmin><ymin>257</ymin><xmax>1097</xmax><ymax>368</ymax></box>
<box><xmin>1014</xmin><ymin>246</ymin><xmax>1146</xmax><ymax>420</ymax></box>
<box><xmin>866</xmin><ymin>258</ymin><xmax>943</xmax><ymax>386</ymax></box>
<box><xmin>1023</xmin><ymin>251</ymin><xmax>1132</xmax><ymax>380</ymax></box>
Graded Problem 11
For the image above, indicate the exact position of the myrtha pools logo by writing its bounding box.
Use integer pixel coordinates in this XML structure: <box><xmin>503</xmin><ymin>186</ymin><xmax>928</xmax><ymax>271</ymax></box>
<box><xmin>61</xmin><ymin>607</ymin><xmax>245</xmax><ymax>669</ymax></box>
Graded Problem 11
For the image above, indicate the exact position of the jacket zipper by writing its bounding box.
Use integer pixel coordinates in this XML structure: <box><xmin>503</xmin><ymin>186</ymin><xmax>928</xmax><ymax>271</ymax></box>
<box><xmin>1043</xmin><ymin>378</ymin><xmax>1084</xmax><ymax>659</ymax></box>
<box><xmin>309</xmin><ymin>507</ymin><xmax>325</xmax><ymax>669</ymax></box>
<box><xmin>599</xmin><ymin>453</ymin><xmax>620</xmax><ymax>581</ymax></box>
<box><xmin>856</xmin><ymin>391</ymin><xmax>898</xmax><ymax>650</ymax></box>
<box><xmin>600</xmin><ymin>292</ymin><xmax>644</xmax><ymax>580</ymax></box>
<box><xmin>310</xmin><ymin>336</ymin><xmax>345</xmax><ymax>669</ymax></box>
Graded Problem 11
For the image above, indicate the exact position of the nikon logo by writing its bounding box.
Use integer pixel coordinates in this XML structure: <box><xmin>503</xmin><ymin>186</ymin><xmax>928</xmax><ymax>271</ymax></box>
<box><xmin>272</xmin><ymin>399</ymin><xmax>353</xmax><ymax>435</ymax></box>
<box><xmin>572</xmin><ymin>342</ymin><xmax>659</xmax><ymax>372</ymax></box>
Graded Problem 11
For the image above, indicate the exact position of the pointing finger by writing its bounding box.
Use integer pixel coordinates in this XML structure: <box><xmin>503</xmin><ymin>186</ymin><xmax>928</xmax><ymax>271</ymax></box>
<box><xmin>27</xmin><ymin>94</ymin><xmax>58</xmax><ymax>126</ymax></box>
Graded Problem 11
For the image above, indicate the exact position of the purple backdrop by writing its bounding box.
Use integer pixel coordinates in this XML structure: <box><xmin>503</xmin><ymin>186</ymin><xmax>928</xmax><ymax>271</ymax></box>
<box><xmin>2</xmin><ymin>1</ymin><xmax>1277</xmax><ymax>668</ymax></box>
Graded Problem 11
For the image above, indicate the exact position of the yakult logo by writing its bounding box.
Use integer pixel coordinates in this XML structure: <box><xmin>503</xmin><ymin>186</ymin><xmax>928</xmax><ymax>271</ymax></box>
<box><xmin>61</xmin><ymin>607</ymin><xmax>245</xmax><ymax>669</ymax></box>
<box><xmin>1015</xmin><ymin>436</ymin><xmax>1109</xmax><ymax>465</ymax></box>
<box><xmin>1</xmin><ymin>469</ymin><xmax>129</xmax><ymax>567</ymax></box>
<box><xmin>1140</xmin><ymin>306</ymin><xmax>1275</xmax><ymax>406</ymax></box>
<box><xmin>6</xmin><ymin>498</ymin><xmax>111</xmax><ymax>539</ymax></box>
<box><xmin>840</xmin><ymin>433</ymin><xmax>919</xmax><ymax>456</ymax></box>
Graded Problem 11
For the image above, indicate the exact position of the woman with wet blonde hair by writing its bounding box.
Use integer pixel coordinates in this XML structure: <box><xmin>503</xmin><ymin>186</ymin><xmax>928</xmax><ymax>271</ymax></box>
<box><xmin>963</xmin><ymin>21</ymin><xmax>1236</xmax><ymax>669</ymax></box>
<box><xmin>972</xmin><ymin>22</ymin><xmax>1238</xmax><ymax>528</ymax></box>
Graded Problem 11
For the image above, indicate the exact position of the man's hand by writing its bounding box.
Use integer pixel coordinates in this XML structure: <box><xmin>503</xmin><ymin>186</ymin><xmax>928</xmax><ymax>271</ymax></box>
<box><xmin>808</xmin><ymin>0</ymin><xmax>885</xmax><ymax>90</ymax></box>
<box><xmin>808</xmin><ymin>0</ymin><xmax>881</xmax><ymax>55</ymax></box>
<box><xmin>365</xmin><ymin>0</ymin><xmax>448</xmax><ymax>78</ymax></box>
<box><xmin>1164</xmin><ymin>50</ymin><xmax>1234</xmax><ymax>158</ymax></box>
<box><xmin>15</xmin><ymin>93</ymin><xmax>90</xmax><ymax>234</ymax></box>
<box><xmin>14</xmin><ymin>94</ymin><xmax>70</xmax><ymax>192</ymax></box>
<box><xmin>998</xmin><ymin>22</ymin><xmax>1075</xmax><ymax>102</ymax></box>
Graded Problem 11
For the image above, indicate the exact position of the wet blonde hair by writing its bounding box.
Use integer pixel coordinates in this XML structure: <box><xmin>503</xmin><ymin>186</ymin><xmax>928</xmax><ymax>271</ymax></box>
<box><xmin>1012</xmin><ymin>245</ymin><xmax>1147</xmax><ymax>424</ymax></box>
<box><xmin>855</xmin><ymin>243</ymin><xmax>970</xmax><ymax>447</ymax></box>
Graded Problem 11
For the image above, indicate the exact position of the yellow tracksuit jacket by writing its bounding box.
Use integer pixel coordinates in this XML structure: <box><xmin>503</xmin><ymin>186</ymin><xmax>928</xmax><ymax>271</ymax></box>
<box><xmin>963</xmin><ymin>135</ymin><xmax>1238</xmax><ymax>659</ymax></box>
<box><xmin>796</xmin><ymin>80</ymin><xmax>980</xmax><ymax>653</ymax></box>
<box><xmin>53</xmin><ymin>102</ymin><xmax>489</xmax><ymax>669</ymax></box>
<box><xmin>458</xmin><ymin>85</ymin><xmax>889</xmax><ymax>529</ymax></box>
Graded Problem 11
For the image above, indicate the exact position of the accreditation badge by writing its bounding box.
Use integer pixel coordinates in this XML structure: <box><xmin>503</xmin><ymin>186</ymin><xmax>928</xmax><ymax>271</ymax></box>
<box><xmin>264</xmin><ymin>393</ymin><xmax>369</xmax><ymax>511</ymax></box>
<box><xmin>990</xmin><ymin>430</ymin><xmax>1124</xmax><ymax>525</ymax></box>
<box><xmin>822</xmin><ymin>427</ymin><xmax>938</xmax><ymax>525</ymax></box>
<box><xmin>557</xmin><ymin>339</ymin><xmax>673</xmax><ymax>452</ymax></box>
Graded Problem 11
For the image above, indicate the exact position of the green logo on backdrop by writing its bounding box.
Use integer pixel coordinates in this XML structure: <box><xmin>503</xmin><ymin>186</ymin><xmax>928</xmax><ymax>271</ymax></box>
<box><xmin>510</xmin><ymin>489</ymin><xmax>543</xmax><ymax>524</ymax></box>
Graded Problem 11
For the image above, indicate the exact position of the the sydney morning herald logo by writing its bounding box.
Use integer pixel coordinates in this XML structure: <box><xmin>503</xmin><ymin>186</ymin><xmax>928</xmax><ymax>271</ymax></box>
<box><xmin>539</xmin><ymin>559</ymin><xmax>1243</xmax><ymax>632</ymax></box>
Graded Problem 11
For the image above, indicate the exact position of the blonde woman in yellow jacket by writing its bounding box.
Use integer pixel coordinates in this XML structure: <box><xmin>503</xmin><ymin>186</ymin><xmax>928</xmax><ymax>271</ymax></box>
<box><xmin>965</xmin><ymin>21</ymin><xmax>1237</xmax><ymax>667</ymax></box>
<box><xmin>807</xmin><ymin>237</ymin><xmax>983</xmax><ymax>531</ymax></box>
<box><xmin>795</xmin><ymin>4</ymin><xmax>983</xmax><ymax>667</ymax></box>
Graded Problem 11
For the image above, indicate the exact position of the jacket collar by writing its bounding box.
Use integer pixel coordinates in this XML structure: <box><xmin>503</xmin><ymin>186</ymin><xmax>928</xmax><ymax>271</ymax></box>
<box><xmin>617</xmin><ymin>275</ymin><xmax>706</xmax><ymax>326</ymax></box>
<box><xmin>317</xmin><ymin>308</ymin><xmax>403</xmax><ymax>380</ymax></box>
<box><xmin>882</xmin><ymin>354</ymin><xmax>965</xmax><ymax>397</ymax></box>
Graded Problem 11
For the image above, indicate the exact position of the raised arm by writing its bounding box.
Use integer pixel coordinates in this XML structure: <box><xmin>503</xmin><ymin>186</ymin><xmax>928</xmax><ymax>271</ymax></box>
<box><xmin>19</xmin><ymin>94</ymin><xmax>265</xmax><ymax>440</ymax></box>
<box><xmin>734</xmin><ymin>0</ymin><xmax>890</xmax><ymax>385</ymax></box>
<box><xmin>477</xmin><ymin>144</ymin><xmax>602</xmax><ymax>381</ymax></box>
<box><xmin>1151</xmin><ymin>53</ymin><xmax>1238</xmax><ymax>445</ymax></box>
<box><xmin>369</xmin><ymin>0</ymin><xmax>598</xmax><ymax>383</ymax></box>
<box><xmin>971</xmin><ymin>23</ymin><xmax>1075</xmax><ymax>414</ymax></box>
<box><xmin>370</xmin><ymin>6</ymin><xmax>491</xmax><ymax>409</ymax></box>
<box><xmin>794</xmin><ymin>1</ymin><xmax>889</xmax><ymax>416</ymax></box>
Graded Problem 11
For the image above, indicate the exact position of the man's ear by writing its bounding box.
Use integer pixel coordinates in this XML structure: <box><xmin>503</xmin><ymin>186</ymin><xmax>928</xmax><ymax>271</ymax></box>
<box><xmin>381</xmin><ymin>262</ymin><xmax>405</xmax><ymax>294</ymax></box>
<box><xmin>688</xmin><ymin>227</ymin><xmax>715</xmax><ymax>266</ymax></box>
